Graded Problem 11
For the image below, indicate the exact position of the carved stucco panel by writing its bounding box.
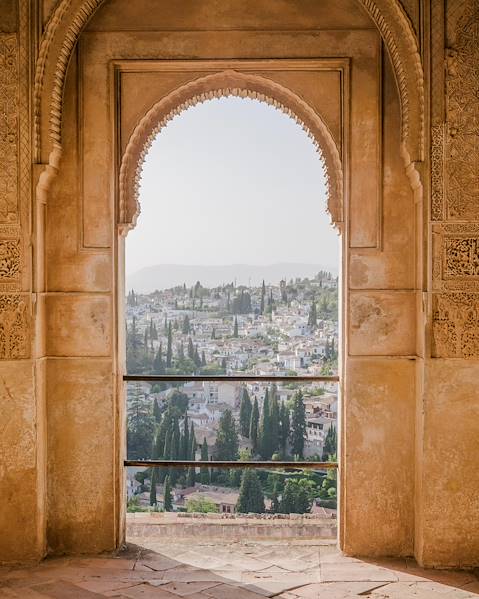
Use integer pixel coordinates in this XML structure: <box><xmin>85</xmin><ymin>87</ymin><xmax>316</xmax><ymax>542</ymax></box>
<box><xmin>0</xmin><ymin>34</ymin><xmax>19</xmax><ymax>224</ymax></box>
<box><xmin>432</xmin><ymin>224</ymin><xmax>479</xmax><ymax>292</ymax></box>
<box><xmin>0</xmin><ymin>294</ymin><xmax>29</xmax><ymax>360</ymax></box>
<box><xmin>432</xmin><ymin>293</ymin><xmax>479</xmax><ymax>358</ymax></box>
<box><xmin>444</xmin><ymin>0</ymin><xmax>479</xmax><ymax>221</ymax></box>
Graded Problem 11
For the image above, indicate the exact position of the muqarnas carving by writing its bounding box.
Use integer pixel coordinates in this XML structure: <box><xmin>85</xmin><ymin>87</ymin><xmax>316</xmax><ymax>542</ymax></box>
<box><xmin>0</xmin><ymin>34</ymin><xmax>19</xmax><ymax>223</ymax></box>
<box><xmin>432</xmin><ymin>293</ymin><xmax>479</xmax><ymax>358</ymax></box>
<box><xmin>0</xmin><ymin>294</ymin><xmax>28</xmax><ymax>359</ymax></box>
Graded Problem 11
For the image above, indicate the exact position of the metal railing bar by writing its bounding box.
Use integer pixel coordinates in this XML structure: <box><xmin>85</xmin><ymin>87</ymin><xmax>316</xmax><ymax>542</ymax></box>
<box><xmin>125</xmin><ymin>460</ymin><xmax>338</xmax><ymax>470</ymax></box>
<box><xmin>124</xmin><ymin>375</ymin><xmax>339</xmax><ymax>383</ymax></box>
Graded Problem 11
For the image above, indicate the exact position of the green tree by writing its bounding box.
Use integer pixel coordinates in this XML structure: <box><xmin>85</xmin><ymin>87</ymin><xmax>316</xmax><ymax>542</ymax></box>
<box><xmin>200</xmin><ymin>437</ymin><xmax>210</xmax><ymax>484</ymax></box>
<box><xmin>187</xmin><ymin>497</ymin><xmax>219</xmax><ymax>513</ymax></box>
<box><xmin>163</xmin><ymin>475</ymin><xmax>173</xmax><ymax>511</ymax></box>
<box><xmin>236</xmin><ymin>470</ymin><xmax>265</xmax><ymax>513</ymax></box>
<box><xmin>249</xmin><ymin>397</ymin><xmax>260</xmax><ymax>454</ymax></box>
<box><xmin>322</xmin><ymin>424</ymin><xmax>337</xmax><ymax>461</ymax></box>
<box><xmin>214</xmin><ymin>409</ymin><xmax>239</xmax><ymax>460</ymax></box>
<box><xmin>127</xmin><ymin>383</ymin><xmax>155</xmax><ymax>459</ymax></box>
<box><xmin>271</xmin><ymin>481</ymin><xmax>280</xmax><ymax>513</ymax></box>
<box><xmin>290</xmin><ymin>390</ymin><xmax>306</xmax><ymax>459</ymax></box>
<box><xmin>239</xmin><ymin>388</ymin><xmax>252</xmax><ymax>437</ymax></box>
<box><xmin>211</xmin><ymin>327</ymin><xmax>216</xmax><ymax>339</ymax></box>
<box><xmin>260</xmin><ymin>280</ymin><xmax>266</xmax><ymax>314</ymax></box>
<box><xmin>187</xmin><ymin>337</ymin><xmax>195</xmax><ymax>360</ymax></box>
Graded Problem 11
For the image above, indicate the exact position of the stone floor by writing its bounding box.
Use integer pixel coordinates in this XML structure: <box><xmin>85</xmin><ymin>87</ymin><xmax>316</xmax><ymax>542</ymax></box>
<box><xmin>0</xmin><ymin>539</ymin><xmax>478</xmax><ymax>598</ymax></box>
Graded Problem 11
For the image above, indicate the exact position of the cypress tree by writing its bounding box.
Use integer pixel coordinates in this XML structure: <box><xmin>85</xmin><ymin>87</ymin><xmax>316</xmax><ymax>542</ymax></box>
<box><xmin>181</xmin><ymin>413</ymin><xmax>189</xmax><ymax>460</ymax></box>
<box><xmin>214</xmin><ymin>409</ymin><xmax>238</xmax><ymax>460</ymax></box>
<box><xmin>187</xmin><ymin>423</ymin><xmax>196</xmax><ymax>487</ymax></box>
<box><xmin>239</xmin><ymin>388</ymin><xmax>252</xmax><ymax>437</ymax></box>
<box><xmin>290</xmin><ymin>390</ymin><xmax>306</xmax><ymax>459</ymax></box>
<box><xmin>187</xmin><ymin>337</ymin><xmax>195</xmax><ymax>360</ymax></box>
<box><xmin>194</xmin><ymin>346</ymin><xmax>201</xmax><ymax>367</ymax></box>
<box><xmin>236</xmin><ymin>470</ymin><xmax>265</xmax><ymax>514</ymax></box>
<box><xmin>201</xmin><ymin>350</ymin><xmax>207</xmax><ymax>367</ymax></box>
<box><xmin>259</xmin><ymin>389</ymin><xmax>273</xmax><ymax>459</ymax></box>
<box><xmin>211</xmin><ymin>327</ymin><xmax>216</xmax><ymax>339</ymax></box>
<box><xmin>269</xmin><ymin>385</ymin><xmax>280</xmax><ymax>455</ymax></box>
<box><xmin>177</xmin><ymin>341</ymin><xmax>185</xmax><ymax>360</ymax></box>
<box><xmin>233</xmin><ymin>316</ymin><xmax>239</xmax><ymax>338</ymax></box>
<box><xmin>260</xmin><ymin>280</ymin><xmax>266</xmax><ymax>314</ymax></box>
<box><xmin>308</xmin><ymin>298</ymin><xmax>317</xmax><ymax>328</ymax></box>
<box><xmin>149</xmin><ymin>468</ymin><xmax>158</xmax><ymax>505</ymax></box>
<box><xmin>279</xmin><ymin>402</ymin><xmax>290</xmax><ymax>456</ymax></box>
<box><xmin>200</xmin><ymin>437</ymin><xmax>210</xmax><ymax>484</ymax></box>
<box><xmin>166</xmin><ymin>322</ymin><xmax>173</xmax><ymax>368</ymax></box>
<box><xmin>153</xmin><ymin>398</ymin><xmax>162</xmax><ymax>424</ymax></box>
<box><xmin>153</xmin><ymin>343</ymin><xmax>164</xmax><ymax>374</ymax></box>
<box><xmin>163</xmin><ymin>475</ymin><xmax>173</xmax><ymax>511</ymax></box>
<box><xmin>249</xmin><ymin>397</ymin><xmax>260</xmax><ymax>454</ymax></box>
<box><xmin>182</xmin><ymin>314</ymin><xmax>190</xmax><ymax>334</ymax></box>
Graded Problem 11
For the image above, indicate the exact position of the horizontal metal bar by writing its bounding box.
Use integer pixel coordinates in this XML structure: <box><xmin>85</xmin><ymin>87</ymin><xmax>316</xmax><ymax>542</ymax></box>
<box><xmin>125</xmin><ymin>460</ymin><xmax>338</xmax><ymax>470</ymax></box>
<box><xmin>124</xmin><ymin>375</ymin><xmax>339</xmax><ymax>383</ymax></box>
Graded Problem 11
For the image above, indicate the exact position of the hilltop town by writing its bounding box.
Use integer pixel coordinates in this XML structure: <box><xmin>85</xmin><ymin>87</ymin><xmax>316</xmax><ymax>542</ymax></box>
<box><xmin>126</xmin><ymin>271</ymin><xmax>338</xmax><ymax>514</ymax></box>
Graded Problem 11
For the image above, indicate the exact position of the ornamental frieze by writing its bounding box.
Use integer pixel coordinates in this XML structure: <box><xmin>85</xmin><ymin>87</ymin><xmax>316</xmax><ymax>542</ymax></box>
<box><xmin>432</xmin><ymin>293</ymin><xmax>479</xmax><ymax>358</ymax></box>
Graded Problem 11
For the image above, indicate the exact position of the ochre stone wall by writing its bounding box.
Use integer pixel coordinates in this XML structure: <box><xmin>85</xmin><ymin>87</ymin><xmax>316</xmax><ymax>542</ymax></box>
<box><xmin>0</xmin><ymin>0</ymin><xmax>477</xmax><ymax>568</ymax></box>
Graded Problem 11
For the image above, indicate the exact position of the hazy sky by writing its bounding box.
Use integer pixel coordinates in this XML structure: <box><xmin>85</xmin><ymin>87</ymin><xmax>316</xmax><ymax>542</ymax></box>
<box><xmin>126</xmin><ymin>96</ymin><xmax>339</xmax><ymax>275</ymax></box>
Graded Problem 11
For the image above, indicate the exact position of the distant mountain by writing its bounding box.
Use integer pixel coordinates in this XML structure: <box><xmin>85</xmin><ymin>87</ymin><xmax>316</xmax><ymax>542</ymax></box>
<box><xmin>127</xmin><ymin>263</ymin><xmax>338</xmax><ymax>293</ymax></box>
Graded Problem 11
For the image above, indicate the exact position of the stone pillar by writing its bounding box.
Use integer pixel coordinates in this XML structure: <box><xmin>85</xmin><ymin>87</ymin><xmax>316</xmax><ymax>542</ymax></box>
<box><xmin>341</xmin><ymin>53</ymin><xmax>417</xmax><ymax>557</ymax></box>
<box><xmin>0</xmin><ymin>1</ymin><xmax>46</xmax><ymax>563</ymax></box>
<box><xmin>416</xmin><ymin>0</ymin><xmax>479</xmax><ymax>568</ymax></box>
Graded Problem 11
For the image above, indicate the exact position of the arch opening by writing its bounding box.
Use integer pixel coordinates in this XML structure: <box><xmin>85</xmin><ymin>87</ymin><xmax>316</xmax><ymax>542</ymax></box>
<box><xmin>123</xmin><ymin>93</ymin><xmax>342</xmax><ymax>540</ymax></box>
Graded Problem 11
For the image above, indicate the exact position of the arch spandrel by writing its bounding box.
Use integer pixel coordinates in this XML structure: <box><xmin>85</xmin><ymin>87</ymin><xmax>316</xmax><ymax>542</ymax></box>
<box><xmin>34</xmin><ymin>0</ymin><xmax>424</xmax><ymax>171</ymax></box>
<box><xmin>118</xmin><ymin>70</ymin><xmax>343</xmax><ymax>233</ymax></box>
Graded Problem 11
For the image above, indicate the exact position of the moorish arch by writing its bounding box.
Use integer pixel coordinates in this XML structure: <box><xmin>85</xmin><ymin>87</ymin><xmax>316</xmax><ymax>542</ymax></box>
<box><xmin>34</xmin><ymin>0</ymin><xmax>424</xmax><ymax>182</ymax></box>
<box><xmin>118</xmin><ymin>70</ymin><xmax>344</xmax><ymax>232</ymax></box>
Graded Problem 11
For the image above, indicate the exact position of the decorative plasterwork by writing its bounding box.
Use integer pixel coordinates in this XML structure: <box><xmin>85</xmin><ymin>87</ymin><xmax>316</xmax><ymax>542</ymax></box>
<box><xmin>432</xmin><ymin>224</ymin><xmax>479</xmax><ymax>291</ymax></box>
<box><xmin>0</xmin><ymin>225</ymin><xmax>21</xmax><ymax>292</ymax></box>
<box><xmin>34</xmin><ymin>0</ymin><xmax>424</xmax><ymax>167</ymax></box>
<box><xmin>432</xmin><ymin>293</ymin><xmax>479</xmax><ymax>358</ymax></box>
<box><xmin>0</xmin><ymin>35</ymin><xmax>19</xmax><ymax>224</ymax></box>
<box><xmin>0</xmin><ymin>294</ymin><xmax>29</xmax><ymax>360</ymax></box>
<box><xmin>433</xmin><ymin>0</ymin><xmax>479</xmax><ymax>222</ymax></box>
<box><xmin>118</xmin><ymin>70</ymin><xmax>343</xmax><ymax>232</ymax></box>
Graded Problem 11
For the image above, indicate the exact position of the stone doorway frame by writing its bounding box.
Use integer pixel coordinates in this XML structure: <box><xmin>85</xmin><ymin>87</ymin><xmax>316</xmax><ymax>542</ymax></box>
<box><xmin>114</xmin><ymin>62</ymin><xmax>347</xmax><ymax>545</ymax></box>
<box><xmin>32</xmin><ymin>0</ymin><xmax>426</xmax><ymax>558</ymax></box>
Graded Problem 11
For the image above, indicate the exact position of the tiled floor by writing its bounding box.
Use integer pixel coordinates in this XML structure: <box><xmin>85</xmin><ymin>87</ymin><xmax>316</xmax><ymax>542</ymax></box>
<box><xmin>0</xmin><ymin>539</ymin><xmax>478</xmax><ymax>598</ymax></box>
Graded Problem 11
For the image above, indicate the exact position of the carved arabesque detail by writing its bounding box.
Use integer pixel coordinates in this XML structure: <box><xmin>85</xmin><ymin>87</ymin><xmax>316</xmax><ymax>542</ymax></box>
<box><xmin>444</xmin><ymin>0</ymin><xmax>479</xmax><ymax>221</ymax></box>
<box><xmin>34</xmin><ymin>0</ymin><xmax>424</xmax><ymax>167</ymax></box>
<box><xmin>0</xmin><ymin>294</ymin><xmax>29</xmax><ymax>359</ymax></box>
<box><xmin>432</xmin><ymin>293</ymin><xmax>479</xmax><ymax>358</ymax></box>
<box><xmin>432</xmin><ymin>224</ymin><xmax>479</xmax><ymax>292</ymax></box>
<box><xmin>0</xmin><ymin>35</ymin><xmax>19</xmax><ymax>223</ymax></box>
<box><xmin>118</xmin><ymin>71</ymin><xmax>344</xmax><ymax>233</ymax></box>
